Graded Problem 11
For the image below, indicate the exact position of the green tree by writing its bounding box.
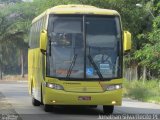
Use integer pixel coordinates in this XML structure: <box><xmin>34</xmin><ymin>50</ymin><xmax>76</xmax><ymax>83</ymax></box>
<box><xmin>0</xmin><ymin>0</ymin><xmax>159</xmax><ymax>80</ymax></box>
<box><xmin>0</xmin><ymin>1</ymin><xmax>35</xmax><ymax>78</ymax></box>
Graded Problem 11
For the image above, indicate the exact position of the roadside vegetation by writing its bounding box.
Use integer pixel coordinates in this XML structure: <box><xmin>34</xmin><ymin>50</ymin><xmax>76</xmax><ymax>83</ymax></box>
<box><xmin>124</xmin><ymin>80</ymin><xmax>160</xmax><ymax>104</ymax></box>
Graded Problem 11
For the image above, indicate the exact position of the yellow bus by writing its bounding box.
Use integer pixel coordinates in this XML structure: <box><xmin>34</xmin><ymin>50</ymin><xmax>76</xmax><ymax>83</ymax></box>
<box><xmin>28</xmin><ymin>5</ymin><xmax>131</xmax><ymax>114</ymax></box>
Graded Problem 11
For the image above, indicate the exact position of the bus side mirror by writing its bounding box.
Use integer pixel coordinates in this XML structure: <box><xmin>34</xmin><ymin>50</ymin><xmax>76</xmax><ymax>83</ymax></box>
<box><xmin>123</xmin><ymin>31</ymin><xmax>131</xmax><ymax>52</ymax></box>
<box><xmin>40</xmin><ymin>30</ymin><xmax>47</xmax><ymax>53</ymax></box>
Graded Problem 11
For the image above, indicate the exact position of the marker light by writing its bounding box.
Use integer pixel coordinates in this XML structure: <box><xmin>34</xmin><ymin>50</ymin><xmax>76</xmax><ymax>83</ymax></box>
<box><xmin>112</xmin><ymin>101</ymin><xmax>116</xmax><ymax>104</ymax></box>
<box><xmin>52</xmin><ymin>100</ymin><xmax>56</xmax><ymax>103</ymax></box>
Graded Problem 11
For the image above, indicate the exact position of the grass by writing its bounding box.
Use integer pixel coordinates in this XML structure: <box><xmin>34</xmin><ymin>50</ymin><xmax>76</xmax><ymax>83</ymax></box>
<box><xmin>123</xmin><ymin>80</ymin><xmax>160</xmax><ymax>104</ymax></box>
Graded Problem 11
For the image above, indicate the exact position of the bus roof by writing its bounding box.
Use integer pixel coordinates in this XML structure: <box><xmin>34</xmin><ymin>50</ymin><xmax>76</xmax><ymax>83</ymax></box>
<box><xmin>32</xmin><ymin>4</ymin><xmax>120</xmax><ymax>24</ymax></box>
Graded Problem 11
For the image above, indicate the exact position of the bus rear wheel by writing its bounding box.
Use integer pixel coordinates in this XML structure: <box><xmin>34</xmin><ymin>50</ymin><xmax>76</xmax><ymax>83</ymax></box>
<box><xmin>103</xmin><ymin>105</ymin><xmax>114</xmax><ymax>114</ymax></box>
<box><xmin>31</xmin><ymin>84</ymin><xmax>40</xmax><ymax>106</ymax></box>
<box><xmin>32</xmin><ymin>97</ymin><xmax>41</xmax><ymax>106</ymax></box>
<box><xmin>44</xmin><ymin>104</ymin><xmax>53</xmax><ymax>112</ymax></box>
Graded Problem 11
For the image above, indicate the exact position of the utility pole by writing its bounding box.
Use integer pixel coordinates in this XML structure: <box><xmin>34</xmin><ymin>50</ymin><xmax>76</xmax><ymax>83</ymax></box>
<box><xmin>136</xmin><ymin>3</ymin><xmax>155</xmax><ymax>19</ymax></box>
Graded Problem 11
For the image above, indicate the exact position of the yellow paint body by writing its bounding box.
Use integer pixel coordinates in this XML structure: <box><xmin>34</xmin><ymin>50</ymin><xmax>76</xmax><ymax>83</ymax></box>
<box><xmin>43</xmin><ymin>78</ymin><xmax>123</xmax><ymax>105</ymax></box>
<box><xmin>28</xmin><ymin>5</ymin><xmax>126</xmax><ymax>106</ymax></box>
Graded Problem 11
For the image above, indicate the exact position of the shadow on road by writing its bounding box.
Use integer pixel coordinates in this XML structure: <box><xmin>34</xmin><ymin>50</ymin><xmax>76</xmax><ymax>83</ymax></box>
<box><xmin>38</xmin><ymin>105</ymin><xmax>160</xmax><ymax>115</ymax></box>
<box><xmin>40</xmin><ymin>106</ymin><xmax>104</xmax><ymax>115</ymax></box>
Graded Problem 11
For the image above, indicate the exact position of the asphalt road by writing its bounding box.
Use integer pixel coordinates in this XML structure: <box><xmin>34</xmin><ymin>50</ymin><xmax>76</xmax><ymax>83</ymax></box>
<box><xmin>0</xmin><ymin>80</ymin><xmax>160</xmax><ymax>120</ymax></box>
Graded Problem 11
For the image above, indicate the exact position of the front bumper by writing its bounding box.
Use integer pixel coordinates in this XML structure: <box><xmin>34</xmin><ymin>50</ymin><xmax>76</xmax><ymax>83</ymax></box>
<box><xmin>43</xmin><ymin>87</ymin><xmax>123</xmax><ymax>106</ymax></box>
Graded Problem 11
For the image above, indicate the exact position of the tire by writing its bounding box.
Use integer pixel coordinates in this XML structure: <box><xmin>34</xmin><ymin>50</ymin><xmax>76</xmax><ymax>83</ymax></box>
<box><xmin>89</xmin><ymin>105</ymin><xmax>97</xmax><ymax>108</ymax></box>
<box><xmin>103</xmin><ymin>105</ymin><xmax>114</xmax><ymax>114</ymax></box>
<box><xmin>44</xmin><ymin>104</ymin><xmax>53</xmax><ymax>112</ymax></box>
<box><xmin>41</xmin><ymin>85</ymin><xmax>43</xmax><ymax>105</ymax></box>
<box><xmin>32</xmin><ymin>97</ymin><xmax>41</xmax><ymax>106</ymax></box>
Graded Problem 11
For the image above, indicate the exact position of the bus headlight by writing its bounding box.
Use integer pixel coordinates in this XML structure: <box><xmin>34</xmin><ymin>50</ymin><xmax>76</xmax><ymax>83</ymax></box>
<box><xmin>105</xmin><ymin>84</ymin><xmax>122</xmax><ymax>91</ymax></box>
<box><xmin>46</xmin><ymin>83</ymin><xmax>64</xmax><ymax>90</ymax></box>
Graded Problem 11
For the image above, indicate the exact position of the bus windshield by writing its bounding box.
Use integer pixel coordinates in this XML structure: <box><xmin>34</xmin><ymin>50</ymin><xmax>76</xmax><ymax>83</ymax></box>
<box><xmin>47</xmin><ymin>15</ymin><xmax>122</xmax><ymax>80</ymax></box>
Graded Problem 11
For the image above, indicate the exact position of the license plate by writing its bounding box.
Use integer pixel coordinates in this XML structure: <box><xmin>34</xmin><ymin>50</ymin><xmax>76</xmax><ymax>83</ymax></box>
<box><xmin>78</xmin><ymin>96</ymin><xmax>91</xmax><ymax>101</ymax></box>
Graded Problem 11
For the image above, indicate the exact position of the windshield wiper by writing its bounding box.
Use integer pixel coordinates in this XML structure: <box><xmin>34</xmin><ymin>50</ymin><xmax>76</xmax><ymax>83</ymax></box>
<box><xmin>88</xmin><ymin>55</ymin><xmax>103</xmax><ymax>80</ymax></box>
<box><xmin>66</xmin><ymin>54</ymin><xmax>77</xmax><ymax>78</ymax></box>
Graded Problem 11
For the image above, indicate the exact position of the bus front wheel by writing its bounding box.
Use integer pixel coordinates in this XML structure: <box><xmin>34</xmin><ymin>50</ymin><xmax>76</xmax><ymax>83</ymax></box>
<box><xmin>103</xmin><ymin>105</ymin><xmax>114</xmax><ymax>114</ymax></box>
<box><xmin>44</xmin><ymin>104</ymin><xmax>53</xmax><ymax>112</ymax></box>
